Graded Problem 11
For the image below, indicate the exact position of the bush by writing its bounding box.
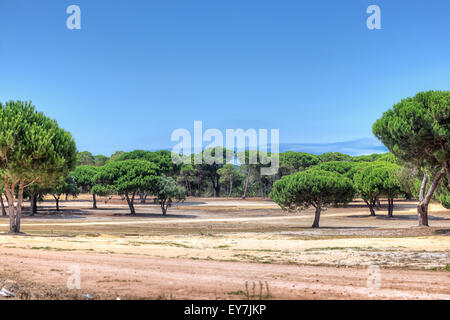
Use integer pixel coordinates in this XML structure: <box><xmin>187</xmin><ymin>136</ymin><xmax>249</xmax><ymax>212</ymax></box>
<box><xmin>439</xmin><ymin>194</ymin><xmax>450</xmax><ymax>209</ymax></box>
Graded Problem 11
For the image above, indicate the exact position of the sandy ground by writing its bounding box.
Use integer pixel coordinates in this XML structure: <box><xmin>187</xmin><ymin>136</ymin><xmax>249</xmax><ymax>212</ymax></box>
<box><xmin>0</xmin><ymin>197</ymin><xmax>449</xmax><ymax>300</ymax></box>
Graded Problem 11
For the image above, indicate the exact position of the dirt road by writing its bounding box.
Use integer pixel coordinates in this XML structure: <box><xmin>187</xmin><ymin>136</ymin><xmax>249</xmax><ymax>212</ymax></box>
<box><xmin>0</xmin><ymin>246</ymin><xmax>448</xmax><ymax>300</ymax></box>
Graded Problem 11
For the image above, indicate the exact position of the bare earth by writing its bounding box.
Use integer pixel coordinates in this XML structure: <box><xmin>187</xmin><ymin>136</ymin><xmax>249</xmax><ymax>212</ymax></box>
<box><xmin>0</xmin><ymin>197</ymin><xmax>449</xmax><ymax>300</ymax></box>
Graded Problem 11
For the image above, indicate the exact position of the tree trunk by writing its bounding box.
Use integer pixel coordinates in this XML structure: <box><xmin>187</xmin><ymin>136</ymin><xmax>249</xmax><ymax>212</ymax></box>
<box><xmin>6</xmin><ymin>184</ymin><xmax>16</xmax><ymax>233</ymax></box>
<box><xmin>161</xmin><ymin>200</ymin><xmax>167</xmax><ymax>215</ymax></box>
<box><xmin>0</xmin><ymin>193</ymin><xmax>6</xmax><ymax>217</ymax></box>
<box><xmin>30</xmin><ymin>194</ymin><xmax>37</xmax><ymax>216</ymax></box>
<box><xmin>376</xmin><ymin>197</ymin><xmax>381</xmax><ymax>210</ymax></box>
<box><xmin>54</xmin><ymin>196</ymin><xmax>60</xmax><ymax>212</ymax></box>
<box><xmin>387</xmin><ymin>198</ymin><xmax>394</xmax><ymax>218</ymax></box>
<box><xmin>212</xmin><ymin>177</ymin><xmax>220</xmax><ymax>197</ymax></box>
<box><xmin>242</xmin><ymin>167</ymin><xmax>251</xmax><ymax>200</ymax></box>
<box><xmin>228</xmin><ymin>180</ymin><xmax>233</xmax><ymax>198</ymax></box>
<box><xmin>312</xmin><ymin>206</ymin><xmax>321</xmax><ymax>228</ymax></box>
<box><xmin>364</xmin><ymin>199</ymin><xmax>376</xmax><ymax>216</ymax></box>
<box><xmin>444</xmin><ymin>160</ymin><xmax>450</xmax><ymax>187</ymax></box>
<box><xmin>439</xmin><ymin>142</ymin><xmax>450</xmax><ymax>187</ymax></box>
<box><xmin>416</xmin><ymin>170</ymin><xmax>444</xmax><ymax>227</ymax></box>
<box><xmin>6</xmin><ymin>181</ymin><xmax>24</xmax><ymax>234</ymax></box>
<box><xmin>125</xmin><ymin>193</ymin><xmax>136</xmax><ymax>215</ymax></box>
<box><xmin>92</xmin><ymin>193</ymin><xmax>97</xmax><ymax>209</ymax></box>
<box><xmin>417</xmin><ymin>202</ymin><xmax>429</xmax><ymax>226</ymax></box>
<box><xmin>139</xmin><ymin>192</ymin><xmax>148</xmax><ymax>204</ymax></box>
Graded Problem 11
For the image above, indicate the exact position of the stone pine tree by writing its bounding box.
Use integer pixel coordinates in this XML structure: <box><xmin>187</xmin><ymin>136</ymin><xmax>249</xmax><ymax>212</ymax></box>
<box><xmin>373</xmin><ymin>91</ymin><xmax>450</xmax><ymax>226</ymax></box>
<box><xmin>50</xmin><ymin>173</ymin><xmax>79</xmax><ymax>211</ymax></box>
<box><xmin>0</xmin><ymin>101</ymin><xmax>76</xmax><ymax>233</ymax></box>
<box><xmin>72</xmin><ymin>165</ymin><xmax>99</xmax><ymax>209</ymax></box>
<box><xmin>155</xmin><ymin>176</ymin><xmax>186</xmax><ymax>215</ymax></box>
<box><xmin>270</xmin><ymin>169</ymin><xmax>355</xmax><ymax>228</ymax></box>
<box><xmin>92</xmin><ymin>160</ymin><xmax>159</xmax><ymax>215</ymax></box>
<box><xmin>353</xmin><ymin>162</ymin><xmax>401</xmax><ymax>217</ymax></box>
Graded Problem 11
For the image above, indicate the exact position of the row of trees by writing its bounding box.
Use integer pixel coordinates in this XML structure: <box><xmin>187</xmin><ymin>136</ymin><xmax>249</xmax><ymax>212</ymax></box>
<box><xmin>271</xmin><ymin>91</ymin><xmax>450</xmax><ymax>228</ymax></box>
<box><xmin>1</xmin><ymin>90</ymin><xmax>448</xmax><ymax>232</ymax></box>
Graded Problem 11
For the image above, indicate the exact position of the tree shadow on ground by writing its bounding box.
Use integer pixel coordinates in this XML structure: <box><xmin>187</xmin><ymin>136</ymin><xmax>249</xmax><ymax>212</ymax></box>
<box><xmin>434</xmin><ymin>229</ymin><xmax>450</xmax><ymax>235</ymax></box>
<box><xmin>174</xmin><ymin>201</ymin><xmax>207</xmax><ymax>206</ymax></box>
<box><xmin>347</xmin><ymin>214</ymin><xmax>449</xmax><ymax>221</ymax></box>
<box><xmin>377</xmin><ymin>215</ymin><xmax>450</xmax><ymax>221</ymax></box>
<box><xmin>21</xmin><ymin>208</ymin><xmax>92</xmax><ymax>219</ymax></box>
<box><xmin>287</xmin><ymin>226</ymin><xmax>376</xmax><ymax>230</ymax></box>
<box><xmin>110</xmin><ymin>213</ymin><xmax>198</xmax><ymax>219</ymax></box>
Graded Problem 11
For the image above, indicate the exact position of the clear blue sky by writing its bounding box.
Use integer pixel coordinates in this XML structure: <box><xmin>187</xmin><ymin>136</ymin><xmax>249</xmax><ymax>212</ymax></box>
<box><xmin>1</xmin><ymin>0</ymin><xmax>449</xmax><ymax>156</ymax></box>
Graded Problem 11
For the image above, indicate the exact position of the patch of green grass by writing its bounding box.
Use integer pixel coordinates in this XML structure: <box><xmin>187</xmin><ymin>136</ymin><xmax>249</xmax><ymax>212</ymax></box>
<box><xmin>150</xmin><ymin>241</ymin><xmax>192</xmax><ymax>248</ymax></box>
<box><xmin>30</xmin><ymin>246</ymin><xmax>94</xmax><ymax>252</ymax></box>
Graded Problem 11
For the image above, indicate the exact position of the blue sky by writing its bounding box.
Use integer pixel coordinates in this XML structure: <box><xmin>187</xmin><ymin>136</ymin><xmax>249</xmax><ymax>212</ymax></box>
<box><xmin>1</xmin><ymin>0</ymin><xmax>449</xmax><ymax>156</ymax></box>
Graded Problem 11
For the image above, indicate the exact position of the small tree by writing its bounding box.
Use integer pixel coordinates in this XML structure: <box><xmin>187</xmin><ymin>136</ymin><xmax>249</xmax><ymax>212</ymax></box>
<box><xmin>354</xmin><ymin>162</ymin><xmax>401</xmax><ymax>216</ymax></box>
<box><xmin>155</xmin><ymin>176</ymin><xmax>186</xmax><ymax>215</ymax></box>
<box><xmin>93</xmin><ymin>160</ymin><xmax>159</xmax><ymax>215</ymax></box>
<box><xmin>197</xmin><ymin>147</ymin><xmax>234</xmax><ymax>197</ymax></box>
<box><xmin>51</xmin><ymin>174</ymin><xmax>79</xmax><ymax>211</ymax></box>
<box><xmin>217</xmin><ymin>164</ymin><xmax>239</xmax><ymax>197</ymax></box>
<box><xmin>178</xmin><ymin>164</ymin><xmax>199</xmax><ymax>196</ymax></box>
<box><xmin>0</xmin><ymin>101</ymin><xmax>76</xmax><ymax>233</ymax></box>
<box><xmin>440</xmin><ymin>194</ymin><xmax>450</xmax><ymax>209</ymax></box>
<box><xmin>72</xmin><ymin>165</ymin><xmax>99</xmax><ymax>209</ymax></box>
<box><xmin>270</xmin><ymin>170</ymin><xmax>355</xmax><ymax>228</ymax></box>
<box><xmin>0</xmin><ymin>186</ymin><xmax>6</xmax><ymax>217</ymax></box>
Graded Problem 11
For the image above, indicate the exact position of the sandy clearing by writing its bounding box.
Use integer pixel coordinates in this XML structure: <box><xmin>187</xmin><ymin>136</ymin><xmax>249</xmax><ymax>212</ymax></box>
<box><xmin>0</xmin><ymin>233</ymin><xmax>448</xmax><ymax>269</ymax></box>
<box><xmin>0</xmin><ymin>203</ymin><xmax>438</xmax><ymax>228</ymax></box>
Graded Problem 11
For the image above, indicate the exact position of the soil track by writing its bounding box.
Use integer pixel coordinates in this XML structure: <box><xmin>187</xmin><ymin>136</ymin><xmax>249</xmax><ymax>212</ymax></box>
<box><xmin>0</xmin><ymin>247</ymin><xmax>449</xmax><ymax>300</ymax></box>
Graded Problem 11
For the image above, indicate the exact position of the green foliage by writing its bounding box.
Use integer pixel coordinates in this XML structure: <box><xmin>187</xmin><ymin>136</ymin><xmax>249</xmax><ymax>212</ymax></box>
<box><xmin>376</xmin><ymin>153</ymin><xmax>398</xmax><ymax>164</ymax></box>
<box><xmin>217</xmin><ymin>164</ymin><xmax>242</xmax><ymax>197</ymax></box>
<box><xmin>109</xmin><ymin>151</ymin><xmax>125</xmax><ymax>161</ymax></box>
<box><xmin>318</xmin><ymin>152</ymin><xmax>352</xmax><ymax>163</ymax></box>
<box><xmin>155</xmin><ymin>176</ymin><xmax>186</xmax><ymax>215</ymax></box>
<box><xmin>353</xmin><ymin>162</ymin><xmax>402</xmax><ymax>213</ymax></box>
<box><xmin>440</xmin><ymin>194</ymin><xmax>450</xmax><ymax>209</ymax></box>
<box><xmin>50</xmin><ymin>174</ymin><xmax>79</xmax><ymax>210</ymax></box>
<box><xmin>373</xmin><ymin>90</ymin><xmax>450</xmax><ymax>170</ymax></box>
<box><xmin>270</xmin><ymin>169</ymin><xmax>355</xmax><ymax>211</ymax></box>
<box><xmin>93</xmin><ymin>159</ymin><xmax>159</xmax><ymax>196</ymax></box>
<box><xmin>278</xmin><ymin>152</ymin><xmax>319</xmax><ymax>177</ymax></box>
<box><xmin>115</xmin><ymin>150</ymin><xmax>180</xmax><ymax>176</ymax></box>
<box><xmin>77</xmin><ymin>151</ymin><xmax>109</xmax><ymax>167</ymax></box>
<box><xmin>52</xmin><ymin>174</ymin><xmax>79</xmax><ymax>198</ymax></box>
<box><xmin>0</xmin><ymin>101</ymin><xmax>77</xmax><ymax>183</ymax></box>
<box><xmin>94</xmin><ymin>155</ymin><xmax>109</xmax><ymax>166</ymax></box>
<box><xmin>72</xmin><ymin>165</ymin><xmax>98</xmax><ymax>192</ymax></box>
<box><xmin>198</xmin><ymin>147</ymin><xmax>234</xmax><ymax>197</ymax></box>
<box><xmin>76</xmin><ymin>151</ymin><xmax>95</xmax><ymax>166</ymax></box>
<box><xmin>311</xmin><ymin>161</ymin><xmax>355</xmax><ymax>175</ymax></box>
